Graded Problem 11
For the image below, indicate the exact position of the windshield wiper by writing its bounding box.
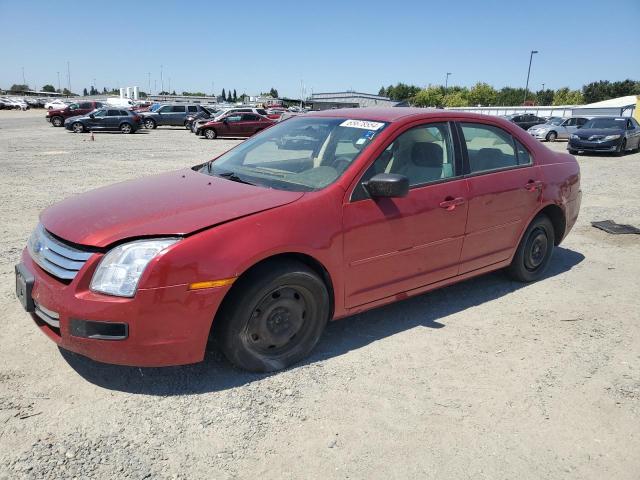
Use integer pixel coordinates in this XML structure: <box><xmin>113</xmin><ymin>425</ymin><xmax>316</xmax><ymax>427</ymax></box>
<box><xmin>215</xmin><ymin>170</ymin><xmax>255</xmax><ymax>186</ymax></box>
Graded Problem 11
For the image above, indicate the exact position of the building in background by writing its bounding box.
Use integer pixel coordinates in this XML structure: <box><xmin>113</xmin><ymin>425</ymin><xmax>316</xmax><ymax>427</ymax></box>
<box><xmin>307</xmin><ymin>91</ymin><xmax>403</xmax><ymax>110</ymax></box>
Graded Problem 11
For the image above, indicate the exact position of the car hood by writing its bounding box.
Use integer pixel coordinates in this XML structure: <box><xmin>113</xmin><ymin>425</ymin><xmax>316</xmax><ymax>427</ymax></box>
<box><xmin>573</xmin><ymin>128</ymin><xmax>624</xmax><ymax>137</ymax></box>
<box><xmin>41</xmin><ymin>168</ymin><xmax>304</xmax><ymax>247</ymax></box>
<box><xmin>64</xmin><ymin>114</ymin><xmax>86</xmax><ymax>123</ymax></box>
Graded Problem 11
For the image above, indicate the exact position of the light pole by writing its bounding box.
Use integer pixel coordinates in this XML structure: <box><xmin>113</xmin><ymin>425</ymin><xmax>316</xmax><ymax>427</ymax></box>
<box><xmin>57</xmin><ymin>71</ymin><xmax>60</xmax><ymax>92</ymax></box>
<box><xmin>160</xmin><ymin>64</ymin><xmax>163</xmax><ymax>94</ymax></box>
<box><xmin>523</xmin><ymin>50</ymin><xmax>538</xmax><ymax>104</ymax></box>
<box><xmin>542</xmin><ymin>82</ymin><xmax>545</xmax><ymax>91</ymax></box>
<box><xmin>445</xmin><ymin>72</ymin><xmax>452</xmax><ymax>93</ymax></box>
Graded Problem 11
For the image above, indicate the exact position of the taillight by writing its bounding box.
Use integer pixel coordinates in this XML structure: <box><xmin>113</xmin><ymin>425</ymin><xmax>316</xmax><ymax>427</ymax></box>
<box><xmin>133</xmin><ymin>115</ymin><xmax>140</xmax><ymax>121</ymax></box>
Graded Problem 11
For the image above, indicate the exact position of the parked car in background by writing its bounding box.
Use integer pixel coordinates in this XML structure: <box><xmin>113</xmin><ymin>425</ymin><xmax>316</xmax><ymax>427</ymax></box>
<box><xmin>568</xmin><ymin>116</ymin><xmax>640</xmax><ymax>155</ymax></box>
<box><xmin>45</xmin><ymin>99</ymin><xmax>69</xmax><ymax>110</ymax></box>
<box><xmin>190</xmin><ymin>107</ymin><xmax>266</xmax><ymax>133</ymax></box>
<box><xmin>196</xmin><ymin>112</ymin><xmax>275</xmax><ymax>139</ymax></box>
<box><xmin>15</xmin><ymin>108</ymin><xmax>581</xmax><ymax>371</ymax></box>
<box><xmin>184</xmin><ymin>105</ymin><xmax>218</xmax><ymax>130</ymax></box>
<box><xmin>140</xmin><ymin>104</ymin><xmax>209</xmax><ymax>129</ymax></box>
<box><xmin>46</xmin><ymin>101</ymin><xmax>104</xmax><ymax>127</ymax></box>
<box><xmin>4</xmin><ymin>98</ymin><xmax>29</xmax><ymax>110</ymax></box>
<box><xmin>528</xmin><ymin>117</ymin><xmax>590</xmax><ymax>142</ymax></box>
<box><xmin>502</xmin><ymin>113</ymin><xmax>546</xmax><ymax>130</ymax></box>
<box><xmin>64</xmin><ymin>108</ymin><xmax>143</xmax><ymax>134</ymax></box>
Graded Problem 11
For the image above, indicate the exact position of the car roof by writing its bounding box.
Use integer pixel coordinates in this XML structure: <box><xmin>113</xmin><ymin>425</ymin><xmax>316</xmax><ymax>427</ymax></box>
<box><xmin>306</xmin><ymin>107</ymin><xmax>513</xmax><ymax>124</ymax></box>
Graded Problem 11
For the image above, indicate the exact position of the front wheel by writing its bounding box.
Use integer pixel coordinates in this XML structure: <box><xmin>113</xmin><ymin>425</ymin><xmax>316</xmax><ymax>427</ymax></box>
<box><xmin>72</xmin><ymin>122</ymin><xmax>84</xmax><ymax>133</ymax></box>
<box><xmin>616</xmin><ymin>139</ymin><xmax>627</xmax><ymax>156</ymax></box>
<box><xmin>546</xmin><ymin>131</ymin><xmax>557</xmax><ymax>142</ymax></box>
<box><xmin>144</xmin><ymin>118</ymin><xmax>156</xmax><ymax>129</ymax></box>
<box><xmin>204</xmin><ymin>128</ymin><xmax>217</xmax><ymax>140</ymax></box>
<box><xmin>507</xmin><ymin>215</ymin><xmax>555</xmax><ymax>283</ymax></box>
<box><xmin>51</xmin><ymin>116</ymin><xmax>64</xmax><ymax>127</ymax></box>
<box><xmin>120</xmin><ymin>122</ymin><xmax>133</xmax><ymax>134</ymax></box>
<box><xmin>216</xmin><ymin>260</ymin><xmax>330</xmax><ymax>372</ymax></box>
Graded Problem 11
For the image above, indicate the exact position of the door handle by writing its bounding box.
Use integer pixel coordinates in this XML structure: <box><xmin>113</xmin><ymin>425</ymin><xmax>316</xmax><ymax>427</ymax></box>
<box><xmin>524</xmin><ymin>180</ymin><xmax>543</xmax><ymax>192</ymax></box>
<box><xmin>439</xmin><ymin>197</ymin><xmax>465</xmax><ymax>211</ymax></box>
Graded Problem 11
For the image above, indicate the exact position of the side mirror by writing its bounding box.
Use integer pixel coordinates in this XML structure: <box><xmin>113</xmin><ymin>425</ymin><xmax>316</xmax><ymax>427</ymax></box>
<box><xmin>365</xmin><ymin>173</ymin><xmax>409</xmax><ymax>198</ymax></box>
<box><xmin>222</xmin><ymin>118</ymin><xmax>228</xmax><ymax>123</ymax></box>
<box><xmin>89</xmin><ymin>114</ymin><xmax>95</xmax><ymax>119</ymax></box>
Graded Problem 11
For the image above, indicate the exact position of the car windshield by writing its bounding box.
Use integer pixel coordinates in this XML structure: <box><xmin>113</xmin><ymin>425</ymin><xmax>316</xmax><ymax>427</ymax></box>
<box><xmin>546</xmin><ymin>118</ymin><xmax>564</xmax><ymax>125</ymax></box>
<box><xmin>198</xmin><ymin>117</ymin><xmax>387</xmax><ymax>191</ymax></box>
<box><xmin>583</xmin><ymin>118</ymin><xmax>626</xmax><ymax>129</ymax></box>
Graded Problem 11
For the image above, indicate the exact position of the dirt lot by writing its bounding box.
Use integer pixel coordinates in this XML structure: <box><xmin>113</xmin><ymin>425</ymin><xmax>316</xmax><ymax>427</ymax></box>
<box><xmin>0</xmin><ymin>109</ymin><xmax>639</xmax><ymax>479</ymax></box>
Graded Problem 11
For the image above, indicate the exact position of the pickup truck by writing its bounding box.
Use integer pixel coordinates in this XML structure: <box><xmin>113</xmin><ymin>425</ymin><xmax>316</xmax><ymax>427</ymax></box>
<box><xmin>46</xmin><ymin>101</ymin><xmax>104</xmax><ymax>127</ymax></box>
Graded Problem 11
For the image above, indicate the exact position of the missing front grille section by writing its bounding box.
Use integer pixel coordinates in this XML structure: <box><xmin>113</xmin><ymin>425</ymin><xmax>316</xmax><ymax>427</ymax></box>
<box><xmin>69</xmin><ymin>319</ymin><xmax>128</xmax><ymax>340</ymax></box>
<box><xmin>592</xmin><ymin>220</ymin><xmax>640</xmax><ymax>235</ymax></box>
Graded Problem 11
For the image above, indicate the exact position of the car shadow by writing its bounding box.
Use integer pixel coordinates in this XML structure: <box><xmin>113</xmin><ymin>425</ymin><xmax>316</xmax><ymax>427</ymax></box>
<box><xmin>60</xmin><ymin>246</ymin><xmax>585</xmax><ymax>395</ymax></box>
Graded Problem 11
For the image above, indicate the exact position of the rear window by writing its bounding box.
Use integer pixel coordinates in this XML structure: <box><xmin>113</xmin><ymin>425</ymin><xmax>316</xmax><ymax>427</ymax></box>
<box><xmin>257</xmin><ymin>109</ymin><xmax>268</xmax><ymax>115</ymax></box>
<box><xmin>107</xmin><ymin>110</ymin><xmax>121</xmax><ymax>116</ymax></box>
<box><xmin>188</xmin><ymin>106</ymin><xmax>198</xmax><ymax>112</ymax></box>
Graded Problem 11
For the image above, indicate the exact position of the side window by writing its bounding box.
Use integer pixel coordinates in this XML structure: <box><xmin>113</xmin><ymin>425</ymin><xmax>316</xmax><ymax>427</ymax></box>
<box><xmin>257</xmin><ymin>109</ymin><xmax>268</xmax><ymax>116</ymax></box>
<box><xmin>187</xmin><ymin>106</ymin><xmax>198</xmax><ymax>112</ymax></box>
<box><xmin>460</xmin><ymin>123</ymin><xmax>518</xmax><ymax>173</ymax></box>
<box><xmin>93</xmin><ymin>110</ymin><xmax>106</xmax><ymax>118</ymax></box>
<box><xmin>226</xmin><ymin>115</ymin><xmax>242</xmax><ymax>122</ymax></box>
<box><xmin>515</xmin><ymin>140</ymin><xmax>532</xmax><ymax>165</ymax></box>
<box><xmin>627</xmin><ymin>119</ymin><xmax>634</xmax><ymax>130</ymax></box>
<box><xmin>361</xmin><ymin>123</ymin><xmax>456</xmax><ymax>189</ymax></box>
<box><xmin>171</xmin><ymin>105</ymin><xmax>186</xmax><ymax>113</ymax></box>
<box><xmin>158</xmin><ymin>105</ymin><xmax>171</xmax><ymax>113</ymax></box>
<box><xmin>107</xmin><ymin>110</ymin><xmax>120</xmax><ymax>116</ymax></box>
<box><xmin>69</xmin><ymin>103</ymin><xmax>79</xmax><ymax>110</ymax></box>
<box><xmin>241</xmin><ymin>114</ymin><xmax>259</xmax><ymax>121</ymax></box>
<box><xmin>95</xmin><ymin>102</ymin><xmax>103</xmax><ymax>108</ymax></box>
<box><xmin>565</xmin><ymin>118</ymin><xmax>576</xmax><ymax>126</ymax></box>
<box><xmin>577</xmin><ymin>118</ymin><xmax>588</xmax><ymax>126</ymax></box>
<box><xmin>79</xmin><ymin>102</ymin><xmax>92</xmax><ymax>109</ymax></box>
<box><xmin>120</xmin><ymin>110</ymin><xmax>129</xmax><ymax>116</ymax></box>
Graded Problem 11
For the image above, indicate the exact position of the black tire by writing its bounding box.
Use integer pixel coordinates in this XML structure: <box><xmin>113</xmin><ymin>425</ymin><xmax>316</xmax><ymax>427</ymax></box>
<box><xmin>51</xmin><ymin>116</ymin><xmax>64</xmax><ymax>127</ymax></box>
<box><xmin>568</xmin><ymin>149</ymin><xmax>578</xmax><ymax>155</ymax></box>
<box><xmin>184</xmin><ymin>121</ymin><xmax>191</xmax><ymax>130</ymax></box>
<box><xmin>615</xmin><ymin>139</ymin><xmax>626</xmax><ymax>156</ymax></box>
<box><xmin>216</xmin><ymin>260</ymin><xmax>330</xmax><ymax>372</ymax></box>
<box><xmin>120</xmin><ymin>122</ymin><xmax>133</xmax><ymax>134</ymax></box>
<box><xmin>204</xmin><ymin>128</ymin><xmax>217</xmax><ymax>140</ymax></box>
<box><xmin>144</xmin><ymin>118</ymin><xmax>156</xmax><ymax>129</ymax></box>
<box><xmin>507</xmin><ymin>215</ymin><xmax>555</xmax><ymax>283</ymax></box>
<box><xmin>72</xmin><ymin>122</ymin><xmax>84</xmax><ymax>133</ymax></box>
<box><xmin>546</xmin><ymin>131</ymin><xmax>557</xmax><ymax>142</ymax></box>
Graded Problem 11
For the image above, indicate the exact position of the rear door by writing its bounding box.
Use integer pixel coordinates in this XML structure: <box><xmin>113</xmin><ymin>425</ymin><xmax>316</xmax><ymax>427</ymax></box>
<box><xmin>220</xmin><ymin>114</ymin><xmax>243</xmax><ymax>136</ymax></box>
<box><xmin>240</xmin><ymin>113</ymin><xmax>262</xmax><ymax>136</ymax></box>
<box><xmin>343</xmin><ymin>121</ymin><xmax>468</xmax><ymax>307</ymax></box>
<box><xmin>457</xmin><ymin>122</ymin><xmax>541</xmax><ymax>273</ymax></box>
<box><xmin>106</xmin><ymin>109</ymin><xmax>122</xmax><ymax>129</ymax></box>
<box><xmin>168</xmin><ymin>105</ymin><xmax>187</xmax><ymax>125</ymax></box>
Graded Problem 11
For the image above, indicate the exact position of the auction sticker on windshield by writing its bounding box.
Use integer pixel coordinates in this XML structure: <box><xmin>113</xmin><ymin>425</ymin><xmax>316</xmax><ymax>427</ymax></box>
<box><xmin>340</xmin><ymin>119</ymin><xmax>385</xmax><ymax>130</ymax></box>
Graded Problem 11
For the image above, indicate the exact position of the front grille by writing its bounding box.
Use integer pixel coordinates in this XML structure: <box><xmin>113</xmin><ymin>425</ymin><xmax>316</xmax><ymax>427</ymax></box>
<box><xmin>33</xmin><ymin>229</ymin><xmax>93</xmax><ymax>281</ymax></box>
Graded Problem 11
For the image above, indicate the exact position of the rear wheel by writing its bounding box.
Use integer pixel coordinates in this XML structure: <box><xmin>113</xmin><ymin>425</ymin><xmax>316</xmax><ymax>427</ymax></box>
<box><xmin>507</xmin><ymin>215</ymin><xmax>555</xmax><ymax>283</ymax></box>
<box><xmin>204</xmin><ymin>128</ymin><xmax>217</xmax><ymax>140</ymax></box>
<box><xmin>51</xmin><ymin>116</ymin><xmax>64</xmax><ymax>127</ymax></box>
<box><xmin>120</xmin><ymin>122</ymin><xmax>133</xmax><ymax>134</ymax></box>
<box><xmin>216</xmin><ymin>260</ymin><xmax>329</xmax><ymax>372</ymax></box>
<box><xmin>144</xmin><ymin>118</ymin><xmax>156</xmax><ymax>129</ymax></box>
<box><xmin>546</xmin><ymin>131</ymin><xmax>557</xmax><ymax>142</ymax></box>
<box><xmin>72</xmin><ymin>122</ymin><xmax>84</xmax><ymax>133</ymax></box>
<box><xmin>184</xmin><ymin>121</ymin><xmax>191</xmax><ymax>130</ymax></box>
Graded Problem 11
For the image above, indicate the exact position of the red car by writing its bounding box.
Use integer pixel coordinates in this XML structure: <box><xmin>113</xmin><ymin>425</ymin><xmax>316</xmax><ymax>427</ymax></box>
<box><xmin>16</xmin><ymin>108</ymin><xmax>581</xmax><ymax>372</ymax></box>
<box><xmin>46</xmin><ymin>101</ymin><xmax>104</xmax><ymax>127</ymax></box>
<box><xmin>196</xmin><ymin>112</ymin><xmax>275</xmax><ymax>139</ymax></box>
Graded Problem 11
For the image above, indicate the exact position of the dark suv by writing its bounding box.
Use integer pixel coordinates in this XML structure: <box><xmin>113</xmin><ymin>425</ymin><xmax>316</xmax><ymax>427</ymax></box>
<box><xmin>502</xmin><ymin>113</ymin><xmax>546</xmax><ymax>130</ymax></box>
<box><xmin>64</xmin><ymin>108</ymin><xmax>143</xmax><ymax>134</ymax></box>
<box><xmin>46</xmin><ymin>101</ymin><xmax>104</xmax><ymax>127</ymax></box>
<box><xmin>140</xmin><ymin>104</ymin><xmax>209</xmax><ymax>129</ymax></box>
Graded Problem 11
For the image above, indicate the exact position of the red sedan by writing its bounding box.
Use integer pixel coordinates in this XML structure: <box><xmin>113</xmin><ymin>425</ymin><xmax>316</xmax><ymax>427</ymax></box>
<box><xmin>197</xmin><ymin>112</ymin><xmax>275</xmax><ymax>139</ymax></box>
<box><xmin>15</xmin><ymin>108</ymin><xmax>581</xmax><ymax>371</ymax></box>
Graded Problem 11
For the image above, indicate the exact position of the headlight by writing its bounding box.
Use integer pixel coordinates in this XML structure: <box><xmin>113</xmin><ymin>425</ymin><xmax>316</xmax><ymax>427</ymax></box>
<box><xmin>603</xmin><ymin>134</ymin><xmax>621</xmax><ymax>141</ymax></box>
<box><xmin>27</xmin><ymin>224</ymin><xmax>47</xmax><ymax>266</ymax></box>
<box><xmin>570</xmin><ymin>134</ymin><xmax>579</xmax><ymax>140</ymax></box>
<box><xmin>90</xmin><ymin>238</ymin><xmax>179</xmax><ymax>297</ymax></box>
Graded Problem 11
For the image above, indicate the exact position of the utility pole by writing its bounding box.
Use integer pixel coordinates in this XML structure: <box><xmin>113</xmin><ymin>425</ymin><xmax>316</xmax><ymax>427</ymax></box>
<box><xmin>300</xmin><ymin>79</ymin><xmax>304</xmax><ymax>108</ymax></box>
<box><xmin>57</xmin><ymin>71</ymin><xmax>60</xmax><ymax>92</ymax></box>
<box><xmin>168</xmin><ymin>77</ymin><xmax>171</xmax><ymax>95</ymax></box>
<box><xmin>147</xmin><ymin>72</ymin><xmax>151</xmax><ymax>94</ymax></box>
<box><xmin>542</xmin><ymin>82</ymin><xmax>545</xmax><ymax>91</ymax></box>
<box><xmin>523</xmin><ymin>50</ymin><xmax>538</xmax><ymax>104</ymax></box>
<box><xmin>154</xmin><ymin>80</ymin><xmax>157</xmax><ymax>95</ymax></box>
<box><xmin>160</xmin><ymin>64</ymin><xmax>164</xmax><ymax>93</ymax></box>
<box><xmin>22</xmin><ymin>67</ymin><xmax>26</xmax><ymax>86</ymax></box>
<box><xmin>445</xmin><ymin>72</ymin><xmax>452</xmax><ymax>94</ymax></box>
<box><xmin>66</xmin><ymin>61</ymin><xmax>71</xmax><ymax>93</ymax></box>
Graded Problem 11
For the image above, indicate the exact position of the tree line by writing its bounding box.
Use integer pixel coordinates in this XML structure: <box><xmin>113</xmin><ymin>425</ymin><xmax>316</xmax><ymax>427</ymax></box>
<box><xmin>379</xmin><ymin>79</ymin><xmax>640</xmax><ymax>107</ymax></box>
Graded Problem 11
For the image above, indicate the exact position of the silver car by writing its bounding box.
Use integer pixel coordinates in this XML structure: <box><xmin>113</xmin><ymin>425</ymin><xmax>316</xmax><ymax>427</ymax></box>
<box><xmin>528</xmin><ymin>117</ymin><xmax>590</xmax><ymax>142</ymax></box>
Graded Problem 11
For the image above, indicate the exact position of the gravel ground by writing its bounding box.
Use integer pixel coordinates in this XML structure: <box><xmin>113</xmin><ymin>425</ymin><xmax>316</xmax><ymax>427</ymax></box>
<box><xmin>0</xmin><ymin>109</ymin><xmax>639</xmax><ymax>479</ymax></box>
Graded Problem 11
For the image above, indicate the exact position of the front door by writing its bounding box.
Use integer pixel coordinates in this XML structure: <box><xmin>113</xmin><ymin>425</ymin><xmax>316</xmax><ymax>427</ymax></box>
<box><xmin>86</xmin><ymin>109</ymin><xmax>106</xmax><ymax>129</ymax></box>
<box><xmin>155</xmin><ymin>105</ymin><xmax>172</xmax><ymax>125</ymax></box>
<box><xmin>343</xmin><ymin>122</ymin><xmax>468</xmax><ymax>308</ymax></box>
<box><xmin>457</xmin><ymin>122</ymin><xmax>542</xmax><ymax>273</ymax></box>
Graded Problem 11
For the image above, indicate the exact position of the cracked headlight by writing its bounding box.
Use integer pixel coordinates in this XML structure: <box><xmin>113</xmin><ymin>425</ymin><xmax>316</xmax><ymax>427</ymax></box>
<box><xmin>90</xmin><ymin>238</ymin><xmax>179</xmax><ymax>297</ymax></box>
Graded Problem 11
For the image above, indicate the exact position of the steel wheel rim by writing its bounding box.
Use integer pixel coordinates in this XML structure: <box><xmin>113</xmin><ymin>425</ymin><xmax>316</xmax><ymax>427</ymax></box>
<box><xmin>242</xmin><ymin>286</ymin><xmax>311</xmax><ymax>356</ymax></box>
<box><xmin>524</xmin><ymin>227</ymin><xmax>548</xmax><ymax>271</ymax></box>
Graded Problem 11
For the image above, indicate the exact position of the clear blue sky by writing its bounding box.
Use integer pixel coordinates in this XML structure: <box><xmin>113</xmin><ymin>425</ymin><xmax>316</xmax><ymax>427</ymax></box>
<box><xmin>2</xmin><ymin>0</ymin><xmax>638</xmax><ymax>97</ymax></box>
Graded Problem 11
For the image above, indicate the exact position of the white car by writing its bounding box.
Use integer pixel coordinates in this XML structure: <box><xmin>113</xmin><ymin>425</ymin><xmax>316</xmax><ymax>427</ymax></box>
<box><xmin>5</xmin><ymin>98</ymin><xmax>29</xmax><ymax>110</ymax></box>
<box><xmin>44</xmin><ymin>99</ymin><xmax>69</xmax><ymax>110</ymax></box>
<box><xmin>528</xmin><ymin>117</ymin><xmax>590</xmax><ymax>142</ymax></box>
